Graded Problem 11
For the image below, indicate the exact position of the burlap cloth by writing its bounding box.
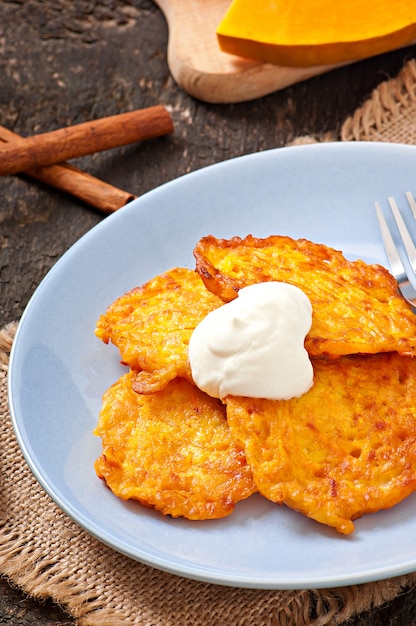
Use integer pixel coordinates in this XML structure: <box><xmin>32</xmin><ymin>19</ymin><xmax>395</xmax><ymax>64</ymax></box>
<box><xmin>3</xmin><ymin>59</ymin><xmax>416</xmax><ymax>626</ymax></box>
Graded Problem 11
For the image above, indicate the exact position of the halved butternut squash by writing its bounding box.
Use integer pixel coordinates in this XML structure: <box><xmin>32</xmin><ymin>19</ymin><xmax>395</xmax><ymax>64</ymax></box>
<box><xmin>216</xmin><ymin>0</ymin><xmax>416</xmax><ymax>67</ymax></box>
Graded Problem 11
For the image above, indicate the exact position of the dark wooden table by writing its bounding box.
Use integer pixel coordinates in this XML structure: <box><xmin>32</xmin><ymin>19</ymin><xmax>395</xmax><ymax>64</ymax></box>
<box><xmin>2</xmin><ymin>1</ymin><xmax>416</xmax><ymax>624</ymax></box>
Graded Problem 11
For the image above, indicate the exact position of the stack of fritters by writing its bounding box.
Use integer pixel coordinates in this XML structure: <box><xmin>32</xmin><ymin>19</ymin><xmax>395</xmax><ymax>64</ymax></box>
<box><xmin>94</xmin><ymin>234</ymin><xmax>416</xmax><ymax>533</ymax></box>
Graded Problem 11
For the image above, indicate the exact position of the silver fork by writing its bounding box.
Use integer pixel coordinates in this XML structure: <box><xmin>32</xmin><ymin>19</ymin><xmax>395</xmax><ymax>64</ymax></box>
<box><xmin>375</xmin><ymin>191</ymin><xmax>416</xmax><ymax>308</ymax></box>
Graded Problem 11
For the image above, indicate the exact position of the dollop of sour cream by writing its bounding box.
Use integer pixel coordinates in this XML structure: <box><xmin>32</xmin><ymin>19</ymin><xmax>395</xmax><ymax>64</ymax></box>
<box><xmin>188</xmin><ymin>282</ymin><xmax>313</xmax><ymax>401</ymax></box>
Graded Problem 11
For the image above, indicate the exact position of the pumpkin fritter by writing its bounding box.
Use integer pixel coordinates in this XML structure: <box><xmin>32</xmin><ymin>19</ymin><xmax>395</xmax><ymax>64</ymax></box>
<box><xmin>94</xmin><ymin>372</ymin><xmax>256</xmax><ymax>520</ymax></box>
<box><xmin>225</xmin><ymin>352</ymin><xmax>416</xmax><ymax>534</ymax></box>
<box><xmin>194</xmin><ymin>234</ymin><xmax>416</xmax><ymax>358</ymax></box>
<box><xmin>95</xmin><ymin>267</ymin><xmax>223</xmax><ymax>393</ymax></box>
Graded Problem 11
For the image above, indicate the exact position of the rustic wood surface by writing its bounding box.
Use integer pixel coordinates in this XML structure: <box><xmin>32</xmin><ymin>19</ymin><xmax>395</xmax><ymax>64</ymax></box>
<box><xmin>1</xmin><ymin>1</ymin><xmax>416</xmax><ymax>624</ymax></box>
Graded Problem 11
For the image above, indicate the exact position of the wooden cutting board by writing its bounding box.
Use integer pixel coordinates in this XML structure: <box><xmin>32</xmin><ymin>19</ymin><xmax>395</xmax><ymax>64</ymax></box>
<box><xmin>154</xmin><ymin>0</ymin><xmax>340</xmax><ymax>103</ymax></box>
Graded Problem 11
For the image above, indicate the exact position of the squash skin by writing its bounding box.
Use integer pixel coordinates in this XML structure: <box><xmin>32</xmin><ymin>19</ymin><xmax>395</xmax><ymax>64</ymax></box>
<box><xmin>216</xmin><ymin>1</ymin><xmax>416</xmax><ymax>67</ymax></box>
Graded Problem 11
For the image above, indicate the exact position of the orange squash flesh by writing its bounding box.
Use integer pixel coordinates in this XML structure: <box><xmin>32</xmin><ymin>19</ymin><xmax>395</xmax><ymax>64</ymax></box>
<box><xmin>216</xmin><ymin>0</ymin><xmax>416</xmax><ymax>67</ymax></box>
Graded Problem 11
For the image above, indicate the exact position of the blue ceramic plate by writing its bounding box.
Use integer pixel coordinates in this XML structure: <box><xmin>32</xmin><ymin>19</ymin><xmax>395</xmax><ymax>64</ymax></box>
<box><xmin>8</xmin><ymin>142</ymin><xmax>416</xmax><ymax>589</ymax></box>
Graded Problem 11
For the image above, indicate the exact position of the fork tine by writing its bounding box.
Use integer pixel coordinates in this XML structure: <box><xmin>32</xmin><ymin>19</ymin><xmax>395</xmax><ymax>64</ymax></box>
<box><xmin>388</xmin><ymin>196</ymin><xmax>416</xmax><ymax>274</ymax></box>
<box><xmin>375</xmin><ymin>201</ymin><xmax>407</xmax><ymax>281</ymax></box>
<box><xmin>406</xmin><ymin>191</ymin><xmax>416</xmax><ymax>221</ymax></box>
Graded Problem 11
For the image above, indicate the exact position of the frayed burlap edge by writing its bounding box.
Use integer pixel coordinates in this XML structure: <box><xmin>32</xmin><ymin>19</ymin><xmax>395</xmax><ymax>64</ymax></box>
<box><xmin>1</xmin><ymin>320</ymin><xmax>416</xmax><ymax>626</ymax></box>
<box><xmin>290</xmin><ymin>57</ymin><xmax>416</xmax><ymax>147</ymax></box>
<box><xmin>341</xmin><ymin>57</ymin><xmax>416</xmax><ymax>142</ymax></box>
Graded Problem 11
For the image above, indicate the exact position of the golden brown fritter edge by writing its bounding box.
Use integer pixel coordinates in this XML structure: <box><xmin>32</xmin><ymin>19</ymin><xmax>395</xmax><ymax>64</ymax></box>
<box><xmin>95</xmin><ymin>267</ymin><xmax>223</xmax><ymax>393</ymax></box>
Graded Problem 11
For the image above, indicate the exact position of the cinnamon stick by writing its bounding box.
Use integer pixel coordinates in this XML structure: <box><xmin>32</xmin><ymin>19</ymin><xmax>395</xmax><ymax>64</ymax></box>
<box><xmin>0</xmin><ymin>105</ymin><xmax>174</xmax><ymax>176</ymax></box>
<box><xmin>0</xmin><ymin>125</ymin><xmax>137</xmax><ymax>213</ymax></box>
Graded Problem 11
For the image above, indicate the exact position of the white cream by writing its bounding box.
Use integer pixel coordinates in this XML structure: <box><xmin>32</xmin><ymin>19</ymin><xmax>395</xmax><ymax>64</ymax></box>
<box><xmin>188</xmin><ymin>282</ymin><xmax>313</xmax><ymax>400</ymax></box>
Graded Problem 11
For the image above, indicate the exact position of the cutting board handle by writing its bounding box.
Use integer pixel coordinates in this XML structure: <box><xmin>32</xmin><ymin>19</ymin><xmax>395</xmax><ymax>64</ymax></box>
<box><xmin>154</xmin><ymin>0</ymin><xmax>337</xmax><ymax>103</ymax></box>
